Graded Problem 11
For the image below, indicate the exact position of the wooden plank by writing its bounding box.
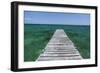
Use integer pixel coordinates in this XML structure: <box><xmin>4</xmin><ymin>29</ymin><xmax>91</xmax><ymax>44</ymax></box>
<box><xmin>37</xmin><ymin>29</ymin><xmax>82</xmax><ymax>61</ymax></box>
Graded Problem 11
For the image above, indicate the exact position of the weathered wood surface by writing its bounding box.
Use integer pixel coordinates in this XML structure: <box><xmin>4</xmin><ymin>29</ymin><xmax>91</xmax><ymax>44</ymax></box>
<box><xmin>37</xmin><ymin>29</ymin><xmax>82</xmax><ymax>61</ymax></box>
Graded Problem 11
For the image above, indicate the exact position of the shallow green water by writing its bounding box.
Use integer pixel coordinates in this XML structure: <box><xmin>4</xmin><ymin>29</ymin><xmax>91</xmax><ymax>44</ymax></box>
<box><xmin>24</xmin><ymin>24</ymin><xmax>90</xmax><ymax>61</ymax></box>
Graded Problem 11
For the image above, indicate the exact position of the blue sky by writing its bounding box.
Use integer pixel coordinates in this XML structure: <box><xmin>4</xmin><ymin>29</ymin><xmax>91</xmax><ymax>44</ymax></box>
<box><xmin>24</xmin><ymin>11</ymin><xmax>90</xmax><ymax>25</ymax></box>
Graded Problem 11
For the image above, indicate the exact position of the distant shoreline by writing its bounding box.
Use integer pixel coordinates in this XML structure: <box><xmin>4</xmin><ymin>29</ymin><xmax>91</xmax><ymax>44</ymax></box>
<box><xmin>24</xmin><ymin>23</ymin><xmax>90</xmax><ymax>26</ymax></box>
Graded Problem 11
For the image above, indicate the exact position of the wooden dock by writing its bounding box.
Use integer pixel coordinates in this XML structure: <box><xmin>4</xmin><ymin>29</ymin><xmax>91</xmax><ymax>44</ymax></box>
<box><xmin>37</xmin><ymin>29</ymin><xmax>82</xmax><ymax>61</ymax></box>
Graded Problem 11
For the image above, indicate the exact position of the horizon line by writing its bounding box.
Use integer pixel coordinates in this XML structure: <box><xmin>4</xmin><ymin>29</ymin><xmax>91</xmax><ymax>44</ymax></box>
<box><xmin>24</xmin><ymin>23</ymin><xmax>90</xmax><ymax>26</ymax></box>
